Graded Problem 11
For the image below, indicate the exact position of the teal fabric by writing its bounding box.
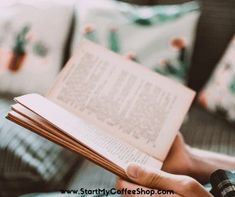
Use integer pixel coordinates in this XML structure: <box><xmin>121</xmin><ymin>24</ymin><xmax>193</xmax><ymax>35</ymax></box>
<box><xmin>120</xmin><ymin>1</ymin><xmax>199</xmax><ymax>25</ymax></box>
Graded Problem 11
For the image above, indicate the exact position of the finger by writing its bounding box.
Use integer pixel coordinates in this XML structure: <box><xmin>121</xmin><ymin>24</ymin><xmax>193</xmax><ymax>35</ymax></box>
<box><xmin>116</xmin><ymin>178</ymin><xmax>182</xmax><ymax>197</ymax></box>
<box><xmin>126</xmin><ymin>163</ymin><xmax>185</xmax><ymax>191</ymax></box>
<box><xmin>125</xmin><ymin>163</ymin><xmax>212</xmax><ymax>197</ymax></box>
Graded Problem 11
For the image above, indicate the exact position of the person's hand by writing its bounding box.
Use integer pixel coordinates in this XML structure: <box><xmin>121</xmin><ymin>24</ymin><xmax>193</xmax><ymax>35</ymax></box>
<box><xmin>116</xmin><ymin>163</ymin><xmax>212</xmax><ymax>197</ymax></box>
<box><xmin>162</xmin><ymin>133</ymin><xmax>221</xmax><ymax>183</ymax></box>
<box><xmin>162</xmin><ymin>133</ymin><xmax>194</xmax><ymax>176</ymax></box>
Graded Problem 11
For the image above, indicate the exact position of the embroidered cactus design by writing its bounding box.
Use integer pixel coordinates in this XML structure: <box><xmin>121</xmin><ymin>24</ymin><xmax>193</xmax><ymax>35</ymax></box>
<box><xmin>171</xmin><ymin>37</ymin><xmax>187</xmax><ymax>69</ymax></box>
<box><xmin>33</xmin><ymin>41</ymin><xmax>48</xmax><ymax>57</ymax></box>
<box><xmin>13</xmin><ymin>25</ymin><xmax>30</xmax><ymax>55</ymax></box>
<box><xmin>8</xmin><ymin>25</ymin><xmax>30</xmax><ymax>72</ymax></box>
<box><xmin>154</xmin><ymin>66</ymin><xmax>166</xmax><ymax>75</ymax></box>
<box><xmin>125</xmin><ymin>51</ymin><xmax>139</xmax><ymax>62</ymax></box>
<box><xmin>172</xmin><ymin>38</ymin><xmax>186</xmax><ymax>59</ymax></box>
<box><xmin>155</xmin><ymin>37</ymin><xmax>187</xmax><ymax>81</ymax></box>
<box><xmin>108</xmin><ymin>27</ymin><xmax>120</xmax><ymax>53</ymax></box>
<box><xmin>229</xmin><ymin>74</ymin><xmax>235</xmax><ymax>94</ymax></box>
<box><xmin>83</xmin><ymin>24</ymin><xmax>97</xmax><ymax>42</ymax></box>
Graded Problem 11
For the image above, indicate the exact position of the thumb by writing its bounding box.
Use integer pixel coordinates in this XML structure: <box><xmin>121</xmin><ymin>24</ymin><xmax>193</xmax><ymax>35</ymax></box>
<box><xmin>125</xmin><ymin>163</ymin><xmax>212</xmax><ymax>197</ymax></box>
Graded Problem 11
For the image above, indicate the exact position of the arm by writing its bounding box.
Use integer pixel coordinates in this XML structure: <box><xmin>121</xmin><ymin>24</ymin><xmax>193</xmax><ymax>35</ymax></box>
<box><xmin>116</xmin><ymin>132</ymin><xmax>235</xmax><ymax>196</ymax></box>
<box><xmin>162</xmin><ymin>133</ymin><xmax>235</xmax><ymax>183</ymax></box>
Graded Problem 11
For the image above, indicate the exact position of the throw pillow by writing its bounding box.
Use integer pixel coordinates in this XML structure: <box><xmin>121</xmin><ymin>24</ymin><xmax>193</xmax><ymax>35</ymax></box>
<box><xmin>198</xmin><ymin>35</ymin><xmax>235</xmax><ymax>122</ymax></box>
<box><xmin>71</xmin><ymin>0</ymin><xmax>200</xmax><ymax>83</ymax></box>
<box><xmin>0</xmin><ymin>1</ymin><xmax>73</xmax><ymax>95</ymax></box>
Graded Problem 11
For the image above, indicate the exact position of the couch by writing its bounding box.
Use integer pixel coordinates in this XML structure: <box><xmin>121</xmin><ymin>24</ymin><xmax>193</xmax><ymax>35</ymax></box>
<box><xmin>1</xmin><ymin>0</ymin><xmax>235</xmax><ymax>196</ymax></box>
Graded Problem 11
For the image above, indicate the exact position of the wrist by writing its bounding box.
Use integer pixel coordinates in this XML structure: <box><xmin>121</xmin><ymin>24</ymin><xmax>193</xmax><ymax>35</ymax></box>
<box><xmin>188</xmin><ymin>149</ymin><xmax>217</xmax><ymax>183</ymax></box>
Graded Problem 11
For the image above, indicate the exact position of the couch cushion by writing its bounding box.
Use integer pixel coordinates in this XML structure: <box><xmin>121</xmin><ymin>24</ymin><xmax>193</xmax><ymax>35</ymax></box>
<box><xmin>181</xmin><ymin>104</ymin><xmax>235</xmax><ymax>156</ymax></box>
<box><xmin>0</xmin><ymin>97</ymin><xmax>80</xmax><ymax>197</ymax></box>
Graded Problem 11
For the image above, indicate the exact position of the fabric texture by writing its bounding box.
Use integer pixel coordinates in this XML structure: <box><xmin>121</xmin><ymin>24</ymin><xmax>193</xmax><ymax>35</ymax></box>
<box><xmin>72</xmin><ymin>0</ymin><xmax>199</xmax><ymax>83</ymax></box>
<box><xmin>197</xmin><ymin>36</ymin><xmax>235</xmax><ymax>123</ymax></box>
<box><xmin>0</xmin><ymin>1</ymin><xmax>73</xmax><ymax>95</ymax></box>
<box><xmin>0</xmin><ymin>97</ymin><xmax>80</xmax><ymax>197</ymax></box>
<box><xmin>20</xmin><ymin>160</ymin><xmax>120</xmax><ymax>197</ymax></box>
<box><xmin>181</xmin><ymin>105</ymin><xmax>235</xmax><ymax>156</ymax></box>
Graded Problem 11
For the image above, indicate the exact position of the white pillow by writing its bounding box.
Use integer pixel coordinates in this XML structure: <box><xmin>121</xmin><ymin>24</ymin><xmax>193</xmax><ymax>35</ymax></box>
<box><xmin>71</xmin><ymin>0</ymin><xmax>200</xmax><ymax>83</ymax></box>
<box><xmin>198</xmin><ymin>36</ymin><xmax>235</xmax><ymax>122</ymax></box>
<box><xmin>0</xmin><ymin>1</ymin><xmax>74</xmax><ymax>95</ymax></box>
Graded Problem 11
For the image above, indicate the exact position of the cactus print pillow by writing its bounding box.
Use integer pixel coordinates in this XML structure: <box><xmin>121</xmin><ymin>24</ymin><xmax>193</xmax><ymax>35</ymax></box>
<box><xmin>198</xmin><ymin>36</ymin><xmax>235</xmax><ymax>122</ymax></box>
<box><xmin>72</xmin><ymin>0</ymin><xmax>200</xmax><ymax>84</ymax></box>
<box><xmin>0</xmin><ymin>2</ymin><xmax>73</xmax><ymax>95</ymax></box>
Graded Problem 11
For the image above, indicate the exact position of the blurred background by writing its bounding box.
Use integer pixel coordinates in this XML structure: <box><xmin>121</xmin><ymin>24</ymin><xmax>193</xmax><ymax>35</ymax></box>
<box><xmin>0</xmin><ymin>0</ymin><xmax>235</xmax><ymax>196</ymax></box>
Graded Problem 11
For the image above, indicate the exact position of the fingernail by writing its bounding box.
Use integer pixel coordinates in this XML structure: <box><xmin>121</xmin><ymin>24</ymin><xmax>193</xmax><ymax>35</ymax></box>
<box><xmin>126</xmin><ymin>163</ymin><xmax>141</xmax><ymax>178</ymax></box>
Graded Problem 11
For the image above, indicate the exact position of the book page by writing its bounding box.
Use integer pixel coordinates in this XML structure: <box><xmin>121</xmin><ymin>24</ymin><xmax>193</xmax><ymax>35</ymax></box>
<box><xmin>15</xmin><ymin>94</ymin><xmax>162</xmax><ymax>172</ymax></box>
<box><xmin>7</xmin><ymin>111</ymin><xmax>126</xmax><ymax>178</ymax></box>
<box><xmin>48</xmin><ymin>39</ymin><xmax>195</xmax><ymax>161</ymax></box>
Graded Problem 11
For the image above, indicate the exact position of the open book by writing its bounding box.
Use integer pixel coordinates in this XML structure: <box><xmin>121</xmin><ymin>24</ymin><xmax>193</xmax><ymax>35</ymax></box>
<box><xmin>6</xmin><ymin>39</ymin><xmax>195</xmax><ymax>179</ymax></box>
